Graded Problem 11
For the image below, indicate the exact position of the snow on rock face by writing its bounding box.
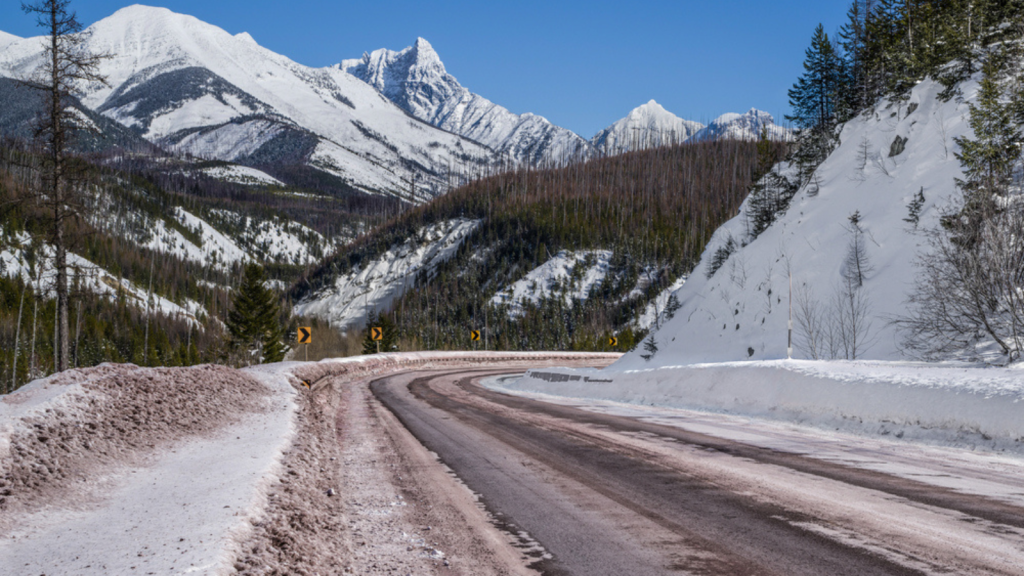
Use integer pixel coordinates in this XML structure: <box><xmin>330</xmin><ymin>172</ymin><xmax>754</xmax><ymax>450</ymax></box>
<box><xmin>692</xmin><ymin>108</ymin><xmax>793</xmax><ymax>142</ymax></box>
<box><xmin>293</xmin><ymin>219</ymin><xmax>482</xmax><ymax>330</ymax></box>
<box><xmin>340</xmin><ymin>38</ymin><xmax>592</xmax><ymax>165</ymax></box>
<box><xmin>0</xmin><ymin>6</ymin><xmax>494</xmax><ymax>200</ymax></box>
<box><xmin>491</xmin><ymin>250</ymin><xmax>613</xmax><ymax>317</ymax></box>
<box><xmin>617</xmin><ymin>76</ymin><xmax>973</xmax><ymax>369</ymax></box>
<box><xmin>591</xmin><ymin>100</ymin><xmax>704</xmax><ymax>154</ymax></box>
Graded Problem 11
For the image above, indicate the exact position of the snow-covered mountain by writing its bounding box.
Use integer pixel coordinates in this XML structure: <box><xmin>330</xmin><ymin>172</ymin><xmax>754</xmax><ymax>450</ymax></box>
<box><xmin>339</xmin><ymin>38</ymin><xmax>592</xmax><ymax>165</ymax></box>
<box><xmin>614</xmin><ymin>76</ymin><xmax>973</xmax><ymax>369</ymax></box>
<box><xmin>591</xmin><ymin>100</ymin><xmax>704</xmax><ymax>154</ymax></box>
<box><xmin>0</xmin><ymin>5</ymin><xmax>493</xmax><ymax>201</ymax></box>
<box><xmin>691</xmin><ymin>108</ymin><xmax>793</xmax><ymax>142</ymax></box>
<box><xmin>0</xmin><ymin>31</ymin><xmax>20</xmax><ymax>51</ymax></box>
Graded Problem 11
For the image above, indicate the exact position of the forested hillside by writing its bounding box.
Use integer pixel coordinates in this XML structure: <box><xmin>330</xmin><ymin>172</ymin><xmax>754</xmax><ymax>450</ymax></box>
<box><xmin>0</xmin><ymin>138</ymin><xmax>398</xmax><ymax>392</ymax></box>
<box><xmin>291</xmin><ymin>139</ymin><xmax>784</xmax><ymax>351</ymax></box>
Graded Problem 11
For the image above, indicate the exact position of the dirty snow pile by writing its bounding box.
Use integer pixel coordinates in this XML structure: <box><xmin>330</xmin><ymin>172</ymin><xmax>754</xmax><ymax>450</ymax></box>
<box><xmin>496</xmin><ymin>360</ymin><xmax>1024</xmax><ymax>454</ymax></box>
<box><xmin>0</xmin><ymin>363</ymin><xmax>299</xmax><ymax>576</ymax></box>
<box><xmin>491</xmin><ymin>250</ymin><xmax>613</xmax><ymax>316</ymax></box>
<box><xmin>294</xmin><ymin>219</ymin><xmax>481</xmax><ymax>330</ymax></box>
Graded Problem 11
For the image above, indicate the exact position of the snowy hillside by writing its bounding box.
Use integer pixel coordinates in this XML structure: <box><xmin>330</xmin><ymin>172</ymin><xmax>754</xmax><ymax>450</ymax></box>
<box><xmin>0</xmin><ymin>6</ymin><xmax>493</xmax><ymax>200</ymax></box>
<box><xmin>591</xmin><ymin>100</ymin><xmax>704</xmax><ymax>154</ymax></box>
<box><xmin>491</xmin><ymin>250</ymin><xmax>613</xmax><ymax>316</ymax></box>
<box><xmin>615</xmin><ymin>77</ymin><xmax>974</xmax><ymax>369</ymax></box>
<box><xmin>293</xmin><ymin>219</ymin><xmax>481</xmax><ymax>330</ymax></box>
<box><xmin>691</xmin><ymin>108</ymin><xmax>793</xmax><ymax>142</ymax></box>
<box><xmin>340</xmin><ymin>38</ymin><xmax>592</xmax><ymax>165</ymax></box>
<box><xmin>0</xmin><ymin>31</ymin><xmax>21</xmax><ymax>51</ymax></box>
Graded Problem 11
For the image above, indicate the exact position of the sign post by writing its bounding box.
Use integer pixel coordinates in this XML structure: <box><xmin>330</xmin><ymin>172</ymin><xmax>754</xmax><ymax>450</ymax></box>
<box><xmin>372</xmin><ymin>326</ymin><xmax>383</xmax><ymax>354</ymax></box>
<box><xmin>297</xmin><ymin>327</ymin><xmax>312</xmax><ymax>361</ymax></box>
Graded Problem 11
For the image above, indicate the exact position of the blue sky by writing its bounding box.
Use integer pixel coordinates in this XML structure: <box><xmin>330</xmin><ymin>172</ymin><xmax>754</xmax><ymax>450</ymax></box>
<box><xmin>2</xmin><ymin>1</ymin><xmax>851</xmax><ymax>137</ymax></box>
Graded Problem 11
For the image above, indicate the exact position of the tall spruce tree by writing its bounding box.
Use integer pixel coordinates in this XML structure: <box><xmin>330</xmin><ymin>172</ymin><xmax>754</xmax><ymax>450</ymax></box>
<box><xmin>947</xmin><ymin>56</ymin><xmax>1020</xmax><ymax>248</ymax></box>
<box><xmin>787</xmin><ymin>24</ymin><xmax>846</xmax><ymax>184</ymax></box>
<box><xmin>226</xmin><ymin>263</ymin><xmax>287</xmax><ymax>365</ymax></box>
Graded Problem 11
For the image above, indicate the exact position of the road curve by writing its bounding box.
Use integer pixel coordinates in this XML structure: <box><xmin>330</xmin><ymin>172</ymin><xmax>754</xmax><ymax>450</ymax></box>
<box><xmin>371</xmin><ymin>368</ymin><xmax>1024</xmax><ymax>576</ymax></box>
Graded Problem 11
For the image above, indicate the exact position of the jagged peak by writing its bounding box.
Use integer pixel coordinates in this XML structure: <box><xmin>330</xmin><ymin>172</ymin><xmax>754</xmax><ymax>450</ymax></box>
<box><xmin>235</xmin><ymin>31</ymin><xmax>257</xmax><ymax>44</ymax></box>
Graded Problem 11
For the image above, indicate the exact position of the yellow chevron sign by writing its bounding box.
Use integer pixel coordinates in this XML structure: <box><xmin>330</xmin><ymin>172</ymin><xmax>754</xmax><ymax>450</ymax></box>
<box><xmin>471</xmin><ymin>330</ymin><xmax>481</xmax><ymax>341</ymax></box>
<box><xmin>297</xmin><ymin>327</ymin><xmax>312</xmax><ymax>344</ymax></box>
<box><xmin>371</xmin><ymin>327</ymin><xmax>384</xmax><ymax>341</ymax></box>
<box><xmin>609</xmin><ymin>336</ymin><xmax>618</xmax><ymax>347</ymax></box>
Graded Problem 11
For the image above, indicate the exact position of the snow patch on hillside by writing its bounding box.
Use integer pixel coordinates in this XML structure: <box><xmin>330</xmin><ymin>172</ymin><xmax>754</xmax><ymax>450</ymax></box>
<box><xmin>0</xmin><ymin>234</ymin><xmax>203</xmax><ymax>325</ymax></box>
<box><xmin>209</xmin><ymin>209</ymin><xmax>329</xmax><ymax>266</ymax></box>
<box><xmin>293</xmin><ymin>219</ymin><xmax>481</xmax><ymax>330</ymax></box>
<box><xmin>634</xmin><ymin>275</ymin><xmax>688</xmax><ymax>330</ymax></box>
<box><xmin>203</xmin><ymin>164</ymin><xmax>284</xmax><ymax>186</ymax></box>
<box><xmin>491</xmin><ymin>250</ymin><xmax>613</xmax><ymax>317</ymax></box>
<box><xmin>173</xmin><ymin>207</ymin><xmax>250</xmax><ymax>267</ymax></box>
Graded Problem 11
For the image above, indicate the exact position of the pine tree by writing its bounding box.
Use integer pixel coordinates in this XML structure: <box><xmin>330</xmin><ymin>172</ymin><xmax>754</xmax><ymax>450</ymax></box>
<box><xmin>746</xmin><ymin>127</ymin><xmax>797</xmax><ymax>238</ymax></box>
<box><xmin>640</xmin><ymin>335</ymin><xmax>659</xmax><ymax>362</ymax></box>
<box><xmin>948</xmin><ymin>56</ymin><xmax>1020</xmax><ymax>248</ymax></box>
<box><xmin>362</xmin><ymin>310</ymin><xmax>399</xmax><ymax>354</ymax></box>
<box><xmin>904</xmin><ymin>187</ymin><xmax>925</xmax><ymax>227</ymax></box>
<box><xmin>787</xmin><ymin>25</ymin><xmax>846</xmax><ymax>184</ymax></box>
<box><xmin>226</xmin><ymin>263</ymin><xmax>287</xmax><ymax>365</ymax></box>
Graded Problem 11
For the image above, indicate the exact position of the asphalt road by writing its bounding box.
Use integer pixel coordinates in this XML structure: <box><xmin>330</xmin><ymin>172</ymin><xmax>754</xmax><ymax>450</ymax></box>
<box><xmin>371</xmin><ymin>369</ymin><xmax>1024</xmax><ymax>576</ymax></box>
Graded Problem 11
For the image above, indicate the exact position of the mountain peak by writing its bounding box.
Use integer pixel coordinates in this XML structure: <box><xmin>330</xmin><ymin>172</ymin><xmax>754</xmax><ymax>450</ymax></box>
<box><xmin>593</xmin><ymin>101</ymin><xmax>704</xmax><ymax>152</ymax></box>
<box><xmin>0</xmin><ymin>30</ymin><xmax>21</xmax><ymax>51</ymax></box>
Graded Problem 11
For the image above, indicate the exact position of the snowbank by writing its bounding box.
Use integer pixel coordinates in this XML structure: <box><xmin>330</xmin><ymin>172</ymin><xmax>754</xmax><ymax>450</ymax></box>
<box><xmin>501</xmin><ymin>361</ymin><xmax>1024</xmax><ymax>453</ymax></box>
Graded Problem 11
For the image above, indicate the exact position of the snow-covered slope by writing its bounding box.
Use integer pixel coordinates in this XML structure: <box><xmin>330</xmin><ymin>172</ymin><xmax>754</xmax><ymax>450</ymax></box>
<box><xmin>340</xmin><ymin>38</ymin><xmax>592</xmax><ymax>165</ymax></box>
<box><xmin>491</xmin><ymin>250</ymin><xmax>613</xmax><ymax>316</ymax></box>
<box><xmin>691</xmin><ymin>108</ymin><xmax>793</xmax><ymax>142</ymax></box>
<box><xmin>591</xmin><ymin>100</ymin><xmax>704</xmax><ymax>154</ymax></box>
<box><xmin>0</xmin><ymin>6</ymin><xmax>493</xmax><ymax>200</ymax></box>
<box><xmin>615</xmin><ymin>77</ymin><xmax>972</xmax><ymax>369</ymax></box>
<box><xmin>293</xmin><ymin>219</ymin><xmax>481</xmax><ymax>330</ymax></box>
<box><xmin>0</xmin><ymin>31</ymin><xmax>21</xmax><ymax>51</ymax></box>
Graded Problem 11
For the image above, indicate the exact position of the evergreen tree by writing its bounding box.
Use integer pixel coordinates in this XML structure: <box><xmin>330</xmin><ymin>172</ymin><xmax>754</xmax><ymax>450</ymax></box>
<box><xmin>904</xmin><ymin>187</ymin><xmax>926</xmax><ymax>227</ymax></box>
<box><xmin>948</xmin><ymin>57</ymin><xmax>1020</xmax><ymax>248</ymax></box>
<box><xmin>362</xmin><ymin>309</ymin><xmax>399</xmax><ymax>354</ymax></box>
<box><xmin>788</xmin><ymin>25</ymin><xmax>846</xmax><ymax>184</ymax></box>
<box><xmin>746</xmin><ymin>127</ymin><xmax>798</xmax><ymax>238</ymax></box>
<box><xmin>226</xmin><ymin>263</ymin><xmax>287</xmax><ymax>365</ymax></box>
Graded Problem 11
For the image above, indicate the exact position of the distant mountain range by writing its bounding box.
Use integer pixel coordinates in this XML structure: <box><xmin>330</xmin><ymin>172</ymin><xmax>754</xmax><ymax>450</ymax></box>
<box><xmin>0</xmin><ymin>5</ymin><xmax>791</xmax><ymax>202</ymax></box>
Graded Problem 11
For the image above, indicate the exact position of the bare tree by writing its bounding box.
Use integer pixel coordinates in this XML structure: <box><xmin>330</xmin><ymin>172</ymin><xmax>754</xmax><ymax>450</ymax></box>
<box><xmin>20</xmin><ymin>0</ymin><xmax>107</xmax><ymax>372</ymax></box>
<box><xmin>901</xmin><ymin>202</ymin><xmax>1024</xmax><ymax>363</ymax></box>
<box><xmin>832</xmin><ymin>274</ymin><xmax>874</xmax><ymax>359</ymax></box>
<box><xmin>842</xmin><ymin>211</ymin><xmax>874</xmax><ymax>288</ymax></box>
